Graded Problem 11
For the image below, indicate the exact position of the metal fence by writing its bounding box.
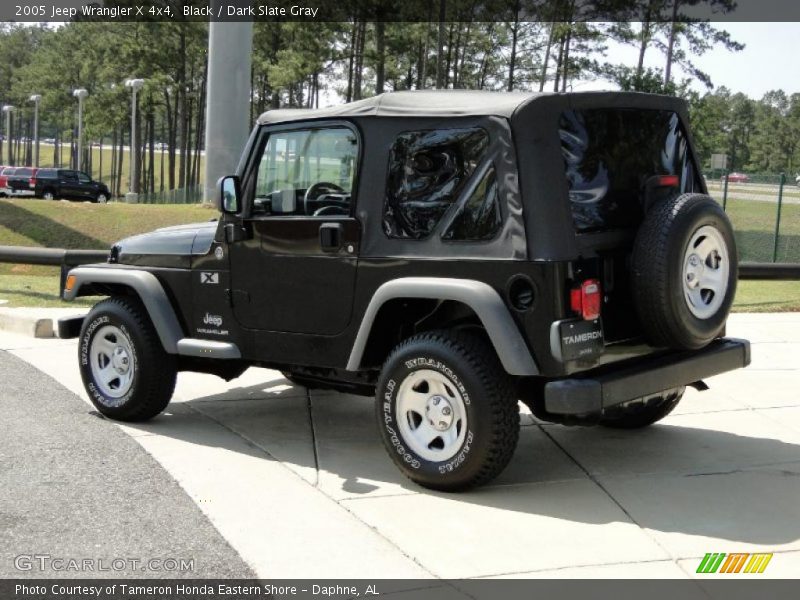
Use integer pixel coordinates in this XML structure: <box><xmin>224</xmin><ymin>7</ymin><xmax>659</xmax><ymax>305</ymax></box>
<box><xmin>705</xmin><ymin>172</ymin><xmax>799</xmax><ymax>264</ymax></box>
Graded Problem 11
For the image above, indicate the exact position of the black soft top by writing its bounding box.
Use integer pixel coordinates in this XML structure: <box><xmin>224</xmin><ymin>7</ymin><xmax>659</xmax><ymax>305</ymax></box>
<box><xmin>256</xmin><ymin>90</ymin><xmax>687</xmax><ymax>125</ymax></box>
<box><xmin>251</xmin><ymin>90</ymin><xmax>695</xmax><ymax>262</ymax></box>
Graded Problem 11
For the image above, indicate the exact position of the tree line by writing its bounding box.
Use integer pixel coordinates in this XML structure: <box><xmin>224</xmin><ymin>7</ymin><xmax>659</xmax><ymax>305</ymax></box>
<box><xmin>0</xmin><ymin>2</ymin><xmax>795</xmax><ymax>198</ymax></box>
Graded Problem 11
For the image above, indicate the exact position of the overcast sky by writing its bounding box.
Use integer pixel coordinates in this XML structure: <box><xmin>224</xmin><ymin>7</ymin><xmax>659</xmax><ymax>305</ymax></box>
<box><xmin>576</xmin><ymin>22</ymin><xmax>798</xmax><ymax>98</ymax></box>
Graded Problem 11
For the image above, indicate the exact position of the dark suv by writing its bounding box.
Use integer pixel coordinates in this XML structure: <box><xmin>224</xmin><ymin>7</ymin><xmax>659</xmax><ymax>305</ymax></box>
<box><xmin>35</xmin><ymin>168</ymin><xmax>110</xmax><ymax>203</ymax></box>
<box><xmin>62</xmin><ymin>91</ymin><xmax>749</xmax><ymax>491</ymax></box>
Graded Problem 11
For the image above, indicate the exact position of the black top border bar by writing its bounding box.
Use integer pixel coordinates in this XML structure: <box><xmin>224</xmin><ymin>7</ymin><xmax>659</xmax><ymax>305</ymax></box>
<box><xmin>4</xmin><ymin>0</ymin><xmax>800</xmax><ymax>23</ymax></box>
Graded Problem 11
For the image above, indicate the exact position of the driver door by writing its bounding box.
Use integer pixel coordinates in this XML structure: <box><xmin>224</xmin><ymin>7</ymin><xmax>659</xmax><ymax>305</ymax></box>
<box><xmin>228</xmin><ymin>123</ymin><xmax>361</xmax><ymax>335</ymax></box>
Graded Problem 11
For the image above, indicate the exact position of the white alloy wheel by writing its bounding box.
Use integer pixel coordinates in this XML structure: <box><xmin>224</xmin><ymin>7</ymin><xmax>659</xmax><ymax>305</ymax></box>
<box><xmin>90</xmin><ymin>325</ymin><xmax>135</xmax><ymax>403</ymax></box>
<box><xmin>395</xmin><ymin>369</ymin><xmax>467</xmax><ymax>462</ymax></box>
<box><xmin>682</xmin><ymin>224</ymin><xmax>730</xmax><ymax>320</ymax></box>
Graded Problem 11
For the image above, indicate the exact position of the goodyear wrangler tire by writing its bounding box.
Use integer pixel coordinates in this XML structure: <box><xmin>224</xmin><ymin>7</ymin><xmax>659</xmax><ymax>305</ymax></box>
<box><xmin>375</xmin><ymin>331</ymin><xmax>519</xmax><ymax>491</ymax></box>
<box><xmin>632</xmin><ymin>193</ymin><xmax>737</xmax><ymax>350</ymax></box>
<box><xmin>78</xmin><ymin>296</ymin><xmax>177</xmax><ymax>422</ymax></box>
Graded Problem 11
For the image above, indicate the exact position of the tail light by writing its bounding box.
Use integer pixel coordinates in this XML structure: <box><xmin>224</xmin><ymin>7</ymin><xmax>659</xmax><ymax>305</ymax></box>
<box><xmin>29</xmin><ymin>176</ymin><xmax>36</xmax><ymax>188</ymax></box>
<box><xmin>570</xmin><ymin>278</ymin><xmax>602</xmax><ymax>321</ymax></box>
<box><xmin>658</xmin><ymin>175</ymin><xmax>679</xmax><ymax>187</ymax></box>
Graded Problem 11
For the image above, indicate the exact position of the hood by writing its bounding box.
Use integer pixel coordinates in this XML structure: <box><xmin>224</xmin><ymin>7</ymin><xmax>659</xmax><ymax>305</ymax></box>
<box><xmin>111</xmin><ymin>221</ymin><xmax>218</xmax><ymax>268</ymax></box>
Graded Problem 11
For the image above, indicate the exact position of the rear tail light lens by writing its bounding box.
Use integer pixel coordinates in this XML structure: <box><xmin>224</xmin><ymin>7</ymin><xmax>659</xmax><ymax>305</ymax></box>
<box><xmin>29</xmin><ymin>177</ymin><xmax>36</xmax><ymax>188</ymax></box>
<box><xmin>570</xmin><ymin>278</ymin><xmax>602</xmax><ymax>321</ymax></box>
<box><xmin>658</xmin><ymin>175</ymin><xmax>679</xmax><ymax>187</ymax></box>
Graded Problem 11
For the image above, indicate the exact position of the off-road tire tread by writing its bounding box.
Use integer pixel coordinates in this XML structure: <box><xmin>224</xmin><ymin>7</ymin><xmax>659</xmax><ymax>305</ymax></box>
<box><xmin>81</xmin><ymin>296</ymin><xmax>177</xmax><ymax>422</ymax></box>
<box><xmin>380</xmin><ymin>330</ymin><xmax>519</xmax><ymax>491</ymax></box>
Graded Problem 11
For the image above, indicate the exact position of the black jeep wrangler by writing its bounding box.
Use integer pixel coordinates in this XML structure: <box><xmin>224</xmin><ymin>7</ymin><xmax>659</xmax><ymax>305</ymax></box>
<box><xmin>63</xmin><ymin>91</ymin><xmax>750</xmax><ymax>491</ymax></box>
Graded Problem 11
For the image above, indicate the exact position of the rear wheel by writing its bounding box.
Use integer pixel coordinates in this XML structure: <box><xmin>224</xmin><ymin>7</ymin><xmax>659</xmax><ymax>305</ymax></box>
<box><xmin>375</xmin><ymin>331</ymin><xmax>519</xmax><ymax>491</ymax></box>
<box><xmin>42</xmin><ymin>189</ymin><xmax>56</xmax><ymax>200</ymax></box>
<box><xmin>78</xmin><ymin>296</ymin><xmax>177</xmax><ymax>422</ymax></box>
<box><xmin>632</xmin><ymin>193</ymin><xmax>737</xmax><ymax>350</ymax></box>
<box><xmin>600</xmin><ymin>387</ymin><xmax>684</xmax><ymax>429</ymax></box>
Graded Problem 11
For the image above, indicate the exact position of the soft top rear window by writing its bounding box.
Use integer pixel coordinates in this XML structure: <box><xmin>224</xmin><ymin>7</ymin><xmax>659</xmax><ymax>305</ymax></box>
<box><xmin>560</xmin><ymin>108</ymin><xmax>700</xmax><ymax>233</ymax></box>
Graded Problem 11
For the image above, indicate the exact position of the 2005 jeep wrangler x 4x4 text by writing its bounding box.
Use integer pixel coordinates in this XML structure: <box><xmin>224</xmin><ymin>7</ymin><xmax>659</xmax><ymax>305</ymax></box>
<box><xmin>63</xmin><ymin>90</ymin><xmax>750</xmax><ymax>491</ymax></box>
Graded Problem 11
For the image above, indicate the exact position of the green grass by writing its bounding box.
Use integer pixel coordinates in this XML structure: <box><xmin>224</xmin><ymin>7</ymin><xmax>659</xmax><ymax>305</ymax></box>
<box><xmin>731</xmin><ymin>280</ymin><xmax>800</xmax><ymax>313</ymax></box>
<box><xmin>0</xmin><ymin>198</ymin><xmax>215</xmax><ymax>276</ymax></box>
<box><xmin>0</xmin><ymin>272</ymin><xmax>97</xmax><ymax>308</ymax></box>
<box><xmin>722</xmin><ymin>198</ymin><xmax>800</xmax><ymax>263</ymax></box>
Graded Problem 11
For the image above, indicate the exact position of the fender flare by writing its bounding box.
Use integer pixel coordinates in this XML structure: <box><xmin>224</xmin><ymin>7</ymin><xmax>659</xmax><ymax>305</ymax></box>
<box><xmin>64</xmin><ymin>266</ymin><xmax>184</xmax><ymax>354</ymax></box>
<box><xmin>346</xmin><ymin>277</ymin><xmax>539</xmax><ymax>376</ymax></box>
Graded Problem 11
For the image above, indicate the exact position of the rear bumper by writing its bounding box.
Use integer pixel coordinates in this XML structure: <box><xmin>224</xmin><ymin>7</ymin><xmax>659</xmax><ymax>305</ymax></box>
<box><xmin>544</xmin><ymin>337</ymin><xmax>750</xmax><ymax>415</ymax></box>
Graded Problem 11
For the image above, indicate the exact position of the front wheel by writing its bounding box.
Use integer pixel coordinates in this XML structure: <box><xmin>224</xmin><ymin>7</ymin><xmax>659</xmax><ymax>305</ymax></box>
<box><xmin>78</xmin><ymin>296</ymin><xmax>177</xmax><ymax>422</ymax></box>
<box><xmin>376</xmin><ymin>331</ymin><xmax>520</xmax><ymax>491</ymax></box>
<box><xmin>95</xmin><ymin>192</ymin><xmax>108</xmax><ymax>203</ymax></box>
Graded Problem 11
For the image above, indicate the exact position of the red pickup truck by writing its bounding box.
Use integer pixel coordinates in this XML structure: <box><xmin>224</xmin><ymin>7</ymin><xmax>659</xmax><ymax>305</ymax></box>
<box><xmin>0</xmin><ymin>166</ymin><xmax>14</xmax><ymax>196</ymax></box>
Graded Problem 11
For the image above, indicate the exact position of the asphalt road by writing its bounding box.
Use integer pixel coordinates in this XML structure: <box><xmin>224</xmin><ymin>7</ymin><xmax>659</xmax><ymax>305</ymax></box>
<box><xmin>0</xmin><ymin>350</ymin><xmax>253</xmax><ymax>579</ymax></box>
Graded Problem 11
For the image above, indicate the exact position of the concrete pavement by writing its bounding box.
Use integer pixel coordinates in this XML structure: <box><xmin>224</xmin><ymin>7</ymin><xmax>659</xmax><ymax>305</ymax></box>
<box><xmin>1</xmin><ymin>312</ymin><xmax>799</xmax><ymax>579</ymax></box>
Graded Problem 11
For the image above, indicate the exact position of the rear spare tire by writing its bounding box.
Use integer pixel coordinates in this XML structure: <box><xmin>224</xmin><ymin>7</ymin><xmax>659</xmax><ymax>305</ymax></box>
<box><xmin>632</xmin><ymin>193</ymin><xmax>737</xmax><ymax>350</ymax></box>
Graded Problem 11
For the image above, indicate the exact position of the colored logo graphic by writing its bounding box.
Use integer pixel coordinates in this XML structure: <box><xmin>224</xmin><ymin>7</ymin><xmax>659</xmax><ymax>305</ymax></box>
<box><xmin>696</xmin><ymin>553</ymin><xmax>773</xmax><ymax>574</ymax></box>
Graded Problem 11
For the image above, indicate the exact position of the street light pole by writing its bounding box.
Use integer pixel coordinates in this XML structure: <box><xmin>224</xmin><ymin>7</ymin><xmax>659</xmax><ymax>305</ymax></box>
<box><xmin>29</xmin><ymin>94</ymin><xmax>41</xmax><ymax>168</ymax></box>
<box><xmin>2</xmin><ymin>105</ymin><xmax>14</xmax><ymax>166</ymax></box>
<box><xmin>124</xmin><ymin>78</ymin><xmax>145</xmax><ymax>203</ymax></box>
<box><xmin>73</xmin><ymin>88</ymin><xmax>88</xmax><ymax>171</ymax></box>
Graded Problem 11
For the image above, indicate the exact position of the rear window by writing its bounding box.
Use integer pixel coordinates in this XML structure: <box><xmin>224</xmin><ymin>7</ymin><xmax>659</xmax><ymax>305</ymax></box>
<box><xmin>2</xmin><ymin>167</ymin><xmax>15</xmax><ymax>175</ymax></box>
<box><xmin>560</xmin><ymin>109</ymin><xmax>700</xmax><ymax>233</ymax></box>
<box><xmin>14</xmin><ymin>168</ymin><xmax>33</xmax><ymax>177</ymax></box>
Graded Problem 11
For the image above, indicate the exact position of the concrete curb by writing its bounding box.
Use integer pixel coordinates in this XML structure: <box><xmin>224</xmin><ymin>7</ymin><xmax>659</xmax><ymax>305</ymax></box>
<box><xmin>0</xmin><ymin>307</ymin><xmax>89</xmax><ymax>338</ymax></box>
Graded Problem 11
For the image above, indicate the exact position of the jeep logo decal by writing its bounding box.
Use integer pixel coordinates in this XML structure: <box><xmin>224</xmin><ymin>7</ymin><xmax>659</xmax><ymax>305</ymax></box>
<box><xmin>203</xmin><ymin>313</ymin><xmax>223</xmax><ymax>327</ymax></box>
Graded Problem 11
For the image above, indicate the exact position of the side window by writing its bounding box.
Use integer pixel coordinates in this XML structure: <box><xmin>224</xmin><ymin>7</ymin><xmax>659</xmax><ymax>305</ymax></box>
<box><xmin>383</xmin><ymin>127</ymin><xmax>489</xmax><ymax>239</ymax></box>
<box><xmin>62</xmin><ymin>171</ymin><xmax>78</xmax><ymax>182</ymax></box>
<box><xmin>443</xmin><ymin>166</ymin><xmax>501</xmax><ymax>241</ymax></box>
<box><xmin>78</xmin><ymin>172</ymin><xmax>92</xmax><ymax>183</ymax></box>
<box><xmin>253</xmin><ymin>127</ymin><xmax>357</xmax><ymax>217</ymax></box>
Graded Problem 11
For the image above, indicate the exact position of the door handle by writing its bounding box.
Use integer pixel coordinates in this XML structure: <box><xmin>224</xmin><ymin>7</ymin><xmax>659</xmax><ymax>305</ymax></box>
<box><xmin>319</xmin><ymin>222</ymin><xmax>343</xmax><ymax>252</ymax></box>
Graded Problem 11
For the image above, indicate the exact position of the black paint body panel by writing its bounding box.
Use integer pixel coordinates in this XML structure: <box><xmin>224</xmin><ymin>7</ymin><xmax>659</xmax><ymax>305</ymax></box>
<box><xmin>105</xmin><ymin>92</ymin><xmax>712</xmax><ymax>381</ymax></box>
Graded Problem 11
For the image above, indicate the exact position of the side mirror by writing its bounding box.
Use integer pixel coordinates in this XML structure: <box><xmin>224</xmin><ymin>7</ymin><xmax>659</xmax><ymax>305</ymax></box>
<box><xmin>217</xmin><ymin>175</ymin><xmax>241</xmax><ymax>214</ymax></box>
